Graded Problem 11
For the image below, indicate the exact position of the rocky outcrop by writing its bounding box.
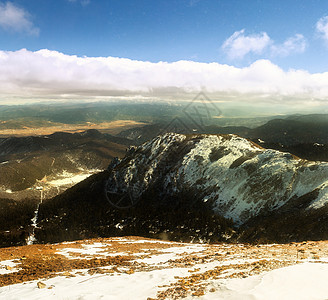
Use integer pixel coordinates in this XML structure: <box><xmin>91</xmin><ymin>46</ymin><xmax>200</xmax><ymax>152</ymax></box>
<box><xmin>105</xmin><ymin>133</ymin><xmax>328</xmax><ymax>224</ymax></box>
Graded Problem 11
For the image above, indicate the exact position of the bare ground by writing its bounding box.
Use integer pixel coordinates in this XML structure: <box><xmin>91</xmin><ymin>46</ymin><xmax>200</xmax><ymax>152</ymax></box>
<box><xmin>0</xmin><ymin>237</ymin><xmax>327</xmax><ymax>299</ymax></box>
<box><xmin>0</xmin><ymin>120</ymin><xmax>145</xmax><ymax>137</ymax></box>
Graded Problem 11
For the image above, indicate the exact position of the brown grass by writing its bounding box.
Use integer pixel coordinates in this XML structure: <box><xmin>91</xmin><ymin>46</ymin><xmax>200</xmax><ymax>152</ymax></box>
<box><xmin>0</xmin><ymin>120</ymin><xmax>145</xmax><ymax>137</ymax></box>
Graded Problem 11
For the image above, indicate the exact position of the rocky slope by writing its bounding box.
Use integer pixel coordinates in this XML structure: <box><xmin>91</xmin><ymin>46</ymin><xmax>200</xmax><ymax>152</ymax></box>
<box><xmin>105</xmin><ymin>133</ymin><xmax>328</xmax><ymax>225</ymax></box>
<box><xmin>2</xmin><ymin>133</ymin><xmax>328</xmax><ymax>247</ymax></box>
<box><xmin>32</xmin><ymin>133</ymin><xmax>328</xmax><ymax>246</ymax></box>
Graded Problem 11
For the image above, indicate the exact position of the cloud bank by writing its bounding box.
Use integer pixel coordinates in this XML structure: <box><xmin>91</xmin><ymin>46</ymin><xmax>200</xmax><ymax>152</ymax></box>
<box><xmin>0</xmin><ymin>49</ymin><xmax>328</xmax><ymax>103</ymax></box>
<box><xmin>0</xmin><ymin>2</ymin><xmax>39</xmax><ymax>35</ymax></box>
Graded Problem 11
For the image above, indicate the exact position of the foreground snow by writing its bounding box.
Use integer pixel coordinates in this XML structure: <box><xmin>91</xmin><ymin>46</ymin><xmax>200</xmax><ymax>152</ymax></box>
<box><xmin>0</xmin><ymin>237</ymin><xmax>327</xmax><ymax>299</ymax></box>
<box><xmin>200</xmin><ymin>263</ymin><xmax>328</xmax><ymax>300</ymax></box>
<box><xmin>2</xmin><ymin>262</ymin><xmax>328</xmax><ymax>300</ymax></box>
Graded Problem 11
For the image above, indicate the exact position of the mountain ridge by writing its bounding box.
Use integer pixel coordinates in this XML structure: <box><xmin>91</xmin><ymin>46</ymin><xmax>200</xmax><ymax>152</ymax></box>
<box><xmin>1</xmin><ymin>132</ymin><xmax>328</xmax><ymax>247</ymax></box>
<box><xmin>32</xmin><ymin>133</ymin><xmax>328</xmax><ymax>246</ymax></box>
<box><xmin>105</xmin><ymin>133</ymin><xmax>328</xmax><ymax>224</ymax></box>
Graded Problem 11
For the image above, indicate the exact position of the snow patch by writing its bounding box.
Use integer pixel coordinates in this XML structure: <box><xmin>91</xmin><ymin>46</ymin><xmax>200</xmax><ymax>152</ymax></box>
<box><xmin>0</xmin><ymin>260</ymin><xmax>20</xmax><ymax>275</ymax></box>
<box><xmin>47</xmin><ymin>170</ymin><xmax>100</xmax><ymax>187</ymax></box>
<box><xmin>202</xmin><ymin>263</ymin><xmax>328</xmax><ymax>300</ymax></box>
<box><xmin>57</xmin><ymin>242</ymin><xmax>112</xmax><ymax>258</ymax></box>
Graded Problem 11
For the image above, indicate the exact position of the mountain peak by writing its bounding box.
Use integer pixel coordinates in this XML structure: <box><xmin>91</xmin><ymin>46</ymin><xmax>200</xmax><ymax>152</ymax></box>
<box><xmin>106</xmin><ymin>133</ymin><xmax>328</xmax><ymax>224</ymax></box>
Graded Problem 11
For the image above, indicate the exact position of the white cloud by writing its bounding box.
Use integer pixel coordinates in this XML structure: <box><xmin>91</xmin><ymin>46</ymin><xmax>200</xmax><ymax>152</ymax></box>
<box><xmin>271</xmin><ymin>34</ymin><xmax>307</xmax><ymax>56</ymax></box>
<box><xmin>81</xmin><ymin>0</ymin><xmax>90</xmax><ymax>5</ymax></box>
<box><xmin>0</xmin><ymin>2</ymin><xmax>39</xmax><ymax>35</ymax></box>
<box><xmin>222</xmin><ymin>29</ymin><xmax>271</xmax><ymax>59</ymax></box>
<box><xmin>316</xmin><ymin>16</ymin><xmax>328</xmax><ymax>43</ymax></box>
<box><xmin>188</xmin><ymin>0</ymin><xmax>201</xmax><ymax>6</ymax></box>
<box><xmin>68</xmin><ymin>0</ymin><xmax>90</xmax><ymax>6</ymax></box>
<box><xmin>223</xmin><ymin>30</ymin><xmax>307</xmax><ymax>59</ymax></box>
<box><xmin>0</xmin><ymin>49</ymin><xmax>328</xmax><ymax>103</ymax></box>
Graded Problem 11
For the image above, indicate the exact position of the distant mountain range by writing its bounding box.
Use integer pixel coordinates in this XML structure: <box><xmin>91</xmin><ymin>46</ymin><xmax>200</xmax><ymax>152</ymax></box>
<box><xmin>0</xmin><ymin>102</ymin><xmax>185</xmax><ymax>125</ymax></box>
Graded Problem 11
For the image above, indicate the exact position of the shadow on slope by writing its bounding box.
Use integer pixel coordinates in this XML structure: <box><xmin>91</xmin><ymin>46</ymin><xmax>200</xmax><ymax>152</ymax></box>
<box><xmin>35</xmin><ymin>171</ymin><xmax>235</xmax><ymax>245</ymax></box>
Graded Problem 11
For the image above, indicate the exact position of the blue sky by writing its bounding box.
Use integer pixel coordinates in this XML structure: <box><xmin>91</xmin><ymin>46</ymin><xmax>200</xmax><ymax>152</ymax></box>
<box><xmin>1</xmin><ymin>0</ymin><xmax>328</xmax><ymax>71</ymax></box>
<box><xmin>0</xmin><ymin>0</ymin><xmax>328</xmax><ymax>107</ymax></box>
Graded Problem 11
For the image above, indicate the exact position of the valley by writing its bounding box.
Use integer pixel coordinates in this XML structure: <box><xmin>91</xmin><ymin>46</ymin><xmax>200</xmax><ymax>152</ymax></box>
<box><xmin>0</xmin><ymin>120</ymin><xmax>146</xmax><ymax>138</ymax></box>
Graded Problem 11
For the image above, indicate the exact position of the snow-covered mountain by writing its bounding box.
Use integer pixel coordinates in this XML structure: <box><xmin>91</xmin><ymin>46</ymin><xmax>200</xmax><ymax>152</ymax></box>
<box><xmin>4</xmin><ymin>132</ymin><xmax>328</xmax><ymax>247</ymax></box>
<box><xmin>106</xmin><ymin>133</ymin><xmax>328</xmax><ymax>224</ymax></box>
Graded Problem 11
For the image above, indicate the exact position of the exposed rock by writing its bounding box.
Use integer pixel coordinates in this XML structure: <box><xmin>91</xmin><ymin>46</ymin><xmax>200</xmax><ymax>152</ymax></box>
<box><xmin>37</xmin><ymin>281</ymin><xmax>46</xmax><ymax>289</ymax></box>
<box><xmin>105</xmin><ymin>133</ymin><xmax>328</xmax><ymax>224</ymax></box>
